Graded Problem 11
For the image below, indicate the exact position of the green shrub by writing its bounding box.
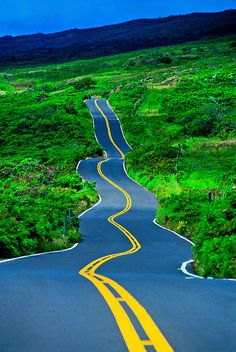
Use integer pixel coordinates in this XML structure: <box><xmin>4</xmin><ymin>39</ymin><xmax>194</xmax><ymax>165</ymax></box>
<box><xmin>194</xmin><ymin>236</ymin><xmax>236</xmax><ymax>278</ymax></box>
<box><xmin>69</xmin><ymin>77</ymin><xmax>96</xmax><ymax>90</ymax></box>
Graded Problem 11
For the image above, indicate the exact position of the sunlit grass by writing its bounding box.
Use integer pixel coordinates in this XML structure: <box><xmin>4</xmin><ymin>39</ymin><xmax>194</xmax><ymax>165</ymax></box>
<box><xmin>0</xmin><ymin>34</ymin><xmax>235</xmax><ymax>276</ymax></box>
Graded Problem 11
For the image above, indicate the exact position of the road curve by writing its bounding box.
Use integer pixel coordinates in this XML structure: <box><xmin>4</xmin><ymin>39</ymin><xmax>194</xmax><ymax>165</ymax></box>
<box><xmin>0</xmin><ymin>98</ymin><xmax>235</xmax><ymax>352</ymax></box>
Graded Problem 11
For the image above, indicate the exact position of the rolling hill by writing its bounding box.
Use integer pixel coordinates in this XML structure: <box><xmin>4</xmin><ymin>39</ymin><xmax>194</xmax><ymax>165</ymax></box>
<box><xmin>0</xmin><ymin>10</ymin><xmax>235</xmax><ymax>65</ymax></box>
<box><xmin>0</xmin><ymin>33</ymin><xmax>235</xmax><ymax>277</ymax></box>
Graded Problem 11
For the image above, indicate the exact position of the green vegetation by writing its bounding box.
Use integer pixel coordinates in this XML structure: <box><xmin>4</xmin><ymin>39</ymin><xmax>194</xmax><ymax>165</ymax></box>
<box><xmin>0</xmin><ymin>79</ymin><xmax>102</xmax><ymax>258</ymax></box>
<box><xmin>0</xmin><ymin>35</ymin><xmax>235</xmax><ymax>278</ymax></box>
<box><xmin>108</xmin><ymin>37</ymin><xmax>236</xmax><ymax>278</ymax></box>
<box><xmin>0</xmin><ymin>10</ymin><xmax>235</xmax><ymax>65</ymax></box>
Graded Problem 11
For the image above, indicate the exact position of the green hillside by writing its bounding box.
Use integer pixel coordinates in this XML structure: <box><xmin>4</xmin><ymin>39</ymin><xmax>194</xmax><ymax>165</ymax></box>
<box><xmin>0</xmin><ymin>77</ymin><xmax>102</xmax><ymax>257</ymax></box>
<box><xmin>0</xmin><ymin>36</ymin><xmax>235</xmax><ymax>278</ymax></box>
<box><xmin>0</xmin><ymin>10</ymin><xmax>235</xmax><ymax>65</ymax></box>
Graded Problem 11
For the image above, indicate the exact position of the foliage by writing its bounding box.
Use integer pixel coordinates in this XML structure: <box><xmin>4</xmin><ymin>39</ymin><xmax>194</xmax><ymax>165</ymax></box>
<box><xmin>68</xmin><ymin>77</ymin><xmax>96</xmax><ymax>90</ymax></box>
<box><xmin>0</xmin><ymin>159</ymin><xmax>99</xmax><ymax>257</ymax></box>
<box><xmin>108</xmin><ymin>36</ymin><xmax>236</xmax><ymax>278</ymax></box>
<box><xmin>0</xmin><ymin>80</ymin><xmax>102</xmax><ymax>258</ymax></box>
<box><xmin>193</xmin><ymin>235</ymin><xmax>236</xmax><ymax>278</ymax></box>
<box><xmin>0</xmin><ymin>35</ymin><xmax>235</xmax><ymax>278</ymax></box>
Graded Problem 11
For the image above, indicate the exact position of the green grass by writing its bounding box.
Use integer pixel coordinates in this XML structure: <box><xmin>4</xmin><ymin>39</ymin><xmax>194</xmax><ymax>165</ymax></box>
<box><xmin>0</xmin><ymin>35</ymin><xmax>235</xmax><ymax>277</ymax></box>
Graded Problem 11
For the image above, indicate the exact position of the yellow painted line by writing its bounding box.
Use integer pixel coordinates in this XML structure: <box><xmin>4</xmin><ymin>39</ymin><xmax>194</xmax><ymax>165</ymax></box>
<box><xmin>94</xmin><ymin>99</ymin><xmax>125</xmax><ymax>159</ymax></box>
<box><xmin>79</xmin><ymin>100</ymin><xmax>174</xmax><ymax>352</ymax></box>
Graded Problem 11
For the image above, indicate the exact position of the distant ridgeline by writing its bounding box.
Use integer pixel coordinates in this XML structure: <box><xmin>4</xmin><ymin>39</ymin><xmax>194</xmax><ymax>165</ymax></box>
<box><xmin>0</xmin><ymin>10</ymin><xmax>235</xmax><ymax>65</ymax></box>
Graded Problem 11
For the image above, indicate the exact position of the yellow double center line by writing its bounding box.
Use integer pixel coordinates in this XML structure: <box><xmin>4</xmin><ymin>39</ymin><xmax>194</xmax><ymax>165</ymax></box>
<box><xmin>79</xmin><ymin>100</ymin><xmax>173</xmax><ymax>352</ymax></box>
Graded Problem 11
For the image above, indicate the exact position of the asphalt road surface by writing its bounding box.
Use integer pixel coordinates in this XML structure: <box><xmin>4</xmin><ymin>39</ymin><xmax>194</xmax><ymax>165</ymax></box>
<box><xmin>0</xmin><ymin>98</ymin><xmax>235</xmax><ymax>351</ymax></box>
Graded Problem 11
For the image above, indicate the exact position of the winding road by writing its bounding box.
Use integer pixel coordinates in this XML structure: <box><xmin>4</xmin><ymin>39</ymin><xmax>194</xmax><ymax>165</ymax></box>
<box><xmin>0</xmin><ymin>98</ymin><xmax>235</xmax><ymax>351</ymax></box>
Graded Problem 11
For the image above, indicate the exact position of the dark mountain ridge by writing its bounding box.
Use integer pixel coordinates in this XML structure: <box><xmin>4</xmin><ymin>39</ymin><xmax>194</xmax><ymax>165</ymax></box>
<box><xmin>0</xmin><ymin>10</ymin><xmax>235</xmax><ymax>65</ymax></box>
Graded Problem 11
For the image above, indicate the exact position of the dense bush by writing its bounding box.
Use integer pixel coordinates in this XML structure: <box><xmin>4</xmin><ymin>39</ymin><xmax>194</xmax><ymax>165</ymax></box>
<box><xmin>0</xmin><ymin>85</ymin><xmax>102</xmax><ymax>258</ymax></box>
<box><xmin>109</xmin><ymin>37</ymin><xmax>236</xmax><ymax>278</ymax></box>
<box><xmin>68</xmin><ymin>77</ymin><xmax>96</xmax><ymax>90</ymax></box>
<box><xmin>124</xmin><ymin>53</ymin><xmax>172</xmax><ymax>69</ymax></box>
<box><xmin>193</xmin><ymin>235</ymin><xmax>236</xmax><ymax>278</ymax></box>
<box><xmin>0</xmin><ymin>158</ymin><xmax>98</xmax><ymax>258</ymax></box>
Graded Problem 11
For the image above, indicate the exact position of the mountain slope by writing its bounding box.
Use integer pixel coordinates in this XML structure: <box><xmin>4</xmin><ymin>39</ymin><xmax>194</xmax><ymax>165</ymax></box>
<box><xmin>0</xmin><ymin>35</ymin><xmax>235</xmax><ymax>277</ymax></box>
<box><xmin>0</xmin><ymin>10</ymin><xmax>235</xmax><ymax>64</ymax></box>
